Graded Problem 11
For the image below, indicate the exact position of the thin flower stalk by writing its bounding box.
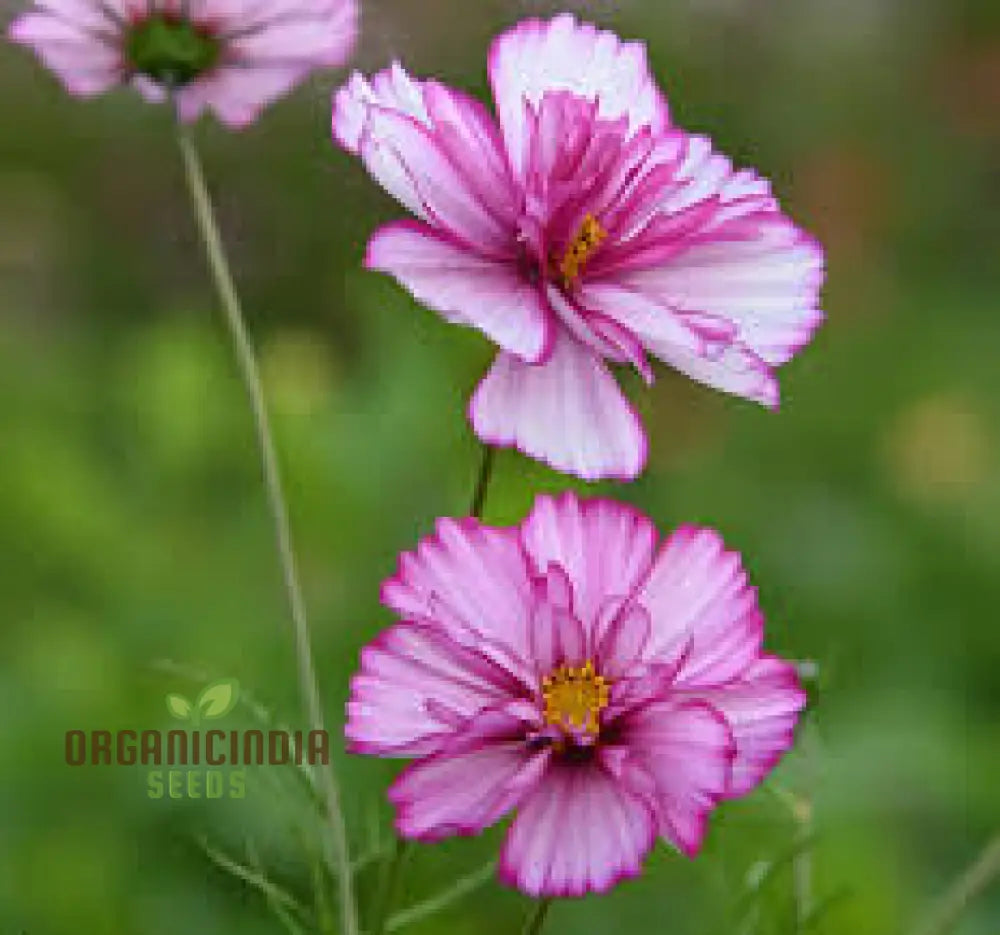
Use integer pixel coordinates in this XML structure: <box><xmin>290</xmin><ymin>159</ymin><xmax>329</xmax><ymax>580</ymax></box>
<box><xmin>176</xmin><ymin>124</ymin><xmax>358</xmax><ymax>935</ymax></box>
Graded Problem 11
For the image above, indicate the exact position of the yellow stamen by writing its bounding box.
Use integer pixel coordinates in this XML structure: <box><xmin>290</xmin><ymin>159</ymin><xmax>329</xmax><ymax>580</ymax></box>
<box><xmin>558</xmin><ymin>214</ymin><xmax>607</xmax><ymax>284</ymax></box>
<box><xmin>541</xmin><ymin>660</ymin><xmax>610</xmax><ymax>737</ymax></box>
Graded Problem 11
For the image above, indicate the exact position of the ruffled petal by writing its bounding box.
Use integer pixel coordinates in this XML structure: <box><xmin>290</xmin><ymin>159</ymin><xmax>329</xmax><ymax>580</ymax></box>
<box><xmin>365</xmin><ymin>221</ymin><xmax>552</xmax><ymax>363</ymax></box>
<box><xmin>499</xmin><ymin>761</ymin><xmax>657</xmax><ymax>897</ymax></box>
<box><xmin>578</xmin><ymin>281</ymin><xmax>705</xmax><ymax>360</ymax></box>
<box><xmin>595</xmin><ymin>601</ymin><xmax>652</xmax><ymax>680</ymax></box>
<box><xmin>333</xmin><ymin>61</ymin><xmax>428</xmax><ymax>153</ymax></box>
<box><xmin>346</xmin><ymin>620</ymin><xmax>525</xmax><ymax>757</ymax></box>
<box><xmin>390</xmin><ymin>709</ymin><xmax>549</xmax><ymax>841</ymax></box>
<box><xmin>529</xmin><ymin>564</ymin><xmax>588</xmax><ymax>673</ymax></box>
<box><xmin>333</xmin><ymin>64</ymin><xmax>517</xmax><ymax>252</ymax></box>
<box><xmin>381</xmin><ymin>517</ymin><xmax>536</xmax><ymax>667</ymax></box>
<box><xmin>604</xmin><ymin>653</ymin><xmax>689</xmax><ymax>722</ymax></box>
<box><xmin>469</xmin><ymin>333</ymin><xmax>647</xmax><ymax>482</ymax></box>
<box><xmin>626</xmin><ymin>700</ymin><xmax>734</xmax><ymax>856</ymax></box>
<box><xmin>614</xmin><ymin>220</ymin><xmax>824</xmax><ymax>370</ymax></box>
<box><xmin>685</xmin><ymin>655</ymin><xmax>805</xmax><ymax>797</ymax></box>
<box><xmin>520</xmin><ymin>493</ymin><xmax>657</xmax><ymax>633</ymax></box>
<box><xmin>489</xmin><ymin>14</ymin><xmax>669</xmax><ymax>178</ymax></box>
<box><xmin>654</xmin><ymin>338</ymin><xmax>780</xmax><ymax>409</ymax></box>
<box><xmin>593</xmin><ymin>131</ymin><xmax>824</xmax><ymax>384</ymax></box>
<box><xmin>637</xmin><ymin>526</ymin><xmax>763</xmax><ymax>687</ymax></box>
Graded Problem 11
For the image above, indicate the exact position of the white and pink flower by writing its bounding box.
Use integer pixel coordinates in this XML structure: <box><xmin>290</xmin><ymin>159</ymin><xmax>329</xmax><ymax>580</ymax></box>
<box><xmin>334</xmin><ymin>14</ymin><xmax>824</xmax><ymax>480</ymax></box>
<box><xmin>9</xmin><ymin>0</ymin><xmax>358</xmax><ymax>128</ymax></box>
<box><xmin>347</xmin><ymin>492</ymin><xmax>805</xmax><ymax>897</ymax></box>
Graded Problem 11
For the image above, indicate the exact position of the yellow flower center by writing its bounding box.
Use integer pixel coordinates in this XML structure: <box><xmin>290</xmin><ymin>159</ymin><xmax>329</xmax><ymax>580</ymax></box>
<box><xmin>558</xmin><ymin>214</ymin><xmax>607</xmax><ymax>285</ymax></box>
<box><xmin>542</xmin><ymin>660</ymin><xmax>610</xmax><ymax>737</ymax></box>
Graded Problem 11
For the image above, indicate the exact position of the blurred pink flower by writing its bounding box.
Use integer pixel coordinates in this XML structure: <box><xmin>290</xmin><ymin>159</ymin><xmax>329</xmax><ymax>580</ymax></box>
<box><xmin>347</xmin><ymin>492</ymin><xmax>805</xmax><ymax>897</ymax></box>
<box><xmin>9</xmin><ymin>0</ymin><xmax>358</xmax><ymax>128</ymax></box>
<box><xmin>334</xmin><ymin>14</ymin><xmax>824</xmax><ymax>481</ymax></box>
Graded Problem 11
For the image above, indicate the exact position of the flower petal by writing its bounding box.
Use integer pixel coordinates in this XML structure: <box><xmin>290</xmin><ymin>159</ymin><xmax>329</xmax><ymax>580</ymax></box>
<box><xmin>530</xmin><ymin>565</ymin><xmax>588</xmax><ymax>672</ymax></box>
<box><xmin>333</xmin><ymin>64</ymin><xmax>517</xmax><ymax>252</ymax></box>
<box><xmin>499</xmin><ymin>761</ymin><xmax>657</xmax><ymax>897</ymax></box>
<box><xmin>686</xmin><ymin>655</ymin><xmax>805</xmax><ymax>797</ymax></box>
<box><xmin>615</xmin><ymin>220</ymin><xmax>824</xmax><ymax>369</ymax></box>
<box><xmin>228</xmin><ymin>1</ymin><xmax>357</xmax><ymax>66</ymax></box>
<box><xmin>33</xmin><ymin>0</ymin><xmax>117</xmax><ymax>34</ymax></box>
<box><xmin>9</xmin><ymin>11</ymin><xmax>121</xmax><ymax>97</ymax></box>
<box><xmin>390</xmin><ymin>709</ymin><xmax>549</xmax><ymax>841</ymax></box>
<box><xmin>175</xmin><ymin>65</ymin><xmax>305</xmax><ymax>128</ymax></box>
<box><xmin>381</xmin><ymin>517</ymin><xmax>536</xmax><ymax>666</ymax></box>
<box><xmin>655</xmin><ymin>338</ymin><xmax>780</xmax><ymax>409</ymax></box>
<box><xmin>346</xmin><ymin>620</ymin><xmax>524</xmax><ymax>757</ymax></box>
<box><xmin>637</xmin><ymin>526</ymin><xmax>763</xmax><ymax>687</ymax></box>
<box><xmin>469</xmin><ymin>333</ymin><xmax>647</xmax><ymax>482</ymax></box>
<box><xmin>605</xmin><ymin>655</ymin><xmax>689</xmax><ymax>722</ymax></box>
<box><xmin>489</xmin><ymin>13</ymin><xmax>669</xmax><ymax>177</ymax></box>
<box><xmin>596</xmin><ymin>601</ymin><xmax>652</xmax><ymax>680</ymax></box>
<box><xmin>627</xmin><ymin>700</ymin><xmax>735</xmax><ymax>856</ymax></box>
<box><xmin>578</xmin><ymin>281</ymin><xmax>705</xmax><ymax>360</ymax></box>
<box><xmin>520</xmin><ymin>493</ymin><xmax>657</xmax><ymax>633</ymax></box>
<box><xmin>594</xmin><ymin>130</ymin><xmax>824</xmax><ymax>376</ymax></box>
<box><xmin>365</xmin><ymin>221</ymin><xmax>552</xmax><ymax>363</ymax></box>
<box><xmin>421</xmin><ymin>80</ymin><xmax>519</xmax><ymax>234</ymax></box>
<box><xmin>333</xmin><ymin>62</ymin><xmax>429</xmax><ymax>154</ymax></box>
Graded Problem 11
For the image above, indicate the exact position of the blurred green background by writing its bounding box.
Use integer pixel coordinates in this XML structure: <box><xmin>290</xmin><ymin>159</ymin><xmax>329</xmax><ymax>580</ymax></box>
<box><xmin>1</xmin><ymin>0</ymin><xmax>999</xmax><ymax>932</ymax></box>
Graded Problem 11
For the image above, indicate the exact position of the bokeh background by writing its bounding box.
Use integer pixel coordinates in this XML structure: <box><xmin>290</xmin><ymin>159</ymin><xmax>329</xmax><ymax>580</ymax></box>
<box><xmin>1</xmin><ymin>0</ymin><xmax>999</xmax><ymax>933</ymax></box>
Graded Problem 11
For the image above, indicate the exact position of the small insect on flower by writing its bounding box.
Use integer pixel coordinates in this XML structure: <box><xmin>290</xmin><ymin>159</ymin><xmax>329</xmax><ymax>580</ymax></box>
<box><xmin>333</xmin><ymin>15</ymin><xmax>825</xmax><ymax>481</ymax></box>
<box><xmin>9</xmin><ymin>0</ymin><xmax>359</xmax><ymax>128</ymax></box>
<box><xmin>346</xmin><ymin>493</ymin><xmax>806</xmax><ymax>898</ymax></box>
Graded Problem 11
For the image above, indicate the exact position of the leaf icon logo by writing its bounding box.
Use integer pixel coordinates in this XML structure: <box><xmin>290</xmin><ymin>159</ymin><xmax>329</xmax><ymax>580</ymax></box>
<box><xmin>197</xmin><ymin>679</ymin><xmax>239</xmax><ymax>720</ymax></box>
<box><xmin>165</xmin><ymin>680</ymin><xmax>239</xmax><ymax>725</ymax></box>
<box><xmin>166</xmin><ymin>693</ymin><xmax>194</xmax><ymax>721</ymax></box>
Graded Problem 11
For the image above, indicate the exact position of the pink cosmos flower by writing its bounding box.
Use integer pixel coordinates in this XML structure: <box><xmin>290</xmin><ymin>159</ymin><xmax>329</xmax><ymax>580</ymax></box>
<box><xmin>347</xmin><ymin>492</ymin><xmax>805</xmax><ymax>897</ymax></box>
<box><xmin>333</xmin><ymin>14</ymin><xmax>824</xmax><ymax>481</ymax></box>
<box><xmin>9</xmin><ymin>0</ymin><xmax>358</xmax><ymax>128</ymax></box>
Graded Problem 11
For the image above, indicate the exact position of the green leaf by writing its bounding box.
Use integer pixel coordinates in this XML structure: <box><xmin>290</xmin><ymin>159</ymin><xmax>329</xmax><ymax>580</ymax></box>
<box><xmin>386</xmin><ymin>860</ymin><xmax>497</xmax><ymax>933</ymax></box>
<box><xmin>197</xmin><ymin>678</ymin><xmax>239</xmax><ymax>719</ymax></box>
<box><xmin>728</xmin><ymin>832</ymin><xmax>821</xmax><ymax>930</ymax></box>
<box><xmin>166</xmin><ymin>693</ymin><xmax>193</xmax><ymax>720</ymax></box>
<box><xmin>196</xmin><ymin>836</ymin><xmax>311</xmax><ymax>935</ymax></box>
<box><xmin>801</xmin><ymin>887</ymin><xmax>852</xmax><ymax>932</ymax></box>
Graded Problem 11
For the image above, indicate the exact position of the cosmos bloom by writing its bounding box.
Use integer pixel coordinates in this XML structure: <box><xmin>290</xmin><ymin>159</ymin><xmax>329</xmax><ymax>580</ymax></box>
<box><xmin>333</xmin><ymin>14</ymin><xmax>824</xmax><ymax>481</ymax></box>
<box><xmin>347</xmin><ymin>493</ymin><xmax>805</xmax><ymax>897</ymax></box>
<box><xmin>9</xmin><ymin>0</ymin><xmax>358</xmax><ymax>128</ymax></box>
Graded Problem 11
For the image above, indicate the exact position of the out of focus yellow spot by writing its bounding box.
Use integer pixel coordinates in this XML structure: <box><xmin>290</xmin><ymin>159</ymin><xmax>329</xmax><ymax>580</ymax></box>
<box><xmin>883</xmin><ymin>393</ymin><xmax>992</xmax><ymax>507</ymax></box>
<box><xmin>261</xmin><ymin>330</ymin><xmax>337</xmax><ymax>417</ymax></box>
<box><xmin>0</xmin><ymin>170</ymin><xmax>66</xmax><ymax>272</ymax></box>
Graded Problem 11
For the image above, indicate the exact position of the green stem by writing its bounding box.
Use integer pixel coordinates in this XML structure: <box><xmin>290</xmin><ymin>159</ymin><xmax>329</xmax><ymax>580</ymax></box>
<box><xmin>470</xmin><ymin>444</ymin><xmax>496</xmax><ymax>520</ymax></box>
<box><xmin>385</xmin><ymin>860</ymin><xmax>496</xmax><ymax>933</ymax></box>
<box><xmin>793</xmin><ymin>720</ymin><xmax>817</xmax><ymax>932</ymax></box>
<box><xmin>521</xmin><ymin>898</ymin><xmax>553</xmax><ymax>935</ymax></box>
<box><xmin>911</xmin><ymin>833</ymin><xmax>1000</xmax><ymax>935</ymax></box>
<box><xmin>369</xmin><ymin>838</ymin><xmax>409</xmax><ymax>935</ymax></box>
<box><xmin>175</xmin><ymin>125</ymin><xmax>358</xmax><ymax>935</ymax></box>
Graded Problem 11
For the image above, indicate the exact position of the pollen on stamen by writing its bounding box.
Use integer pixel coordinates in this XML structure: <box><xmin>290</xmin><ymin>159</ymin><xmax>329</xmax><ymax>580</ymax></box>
<box><xmin>557</xmin><ymin>214</ymin><xmax>607</xmax><ymax>285</ymax></box>
<box><xmin>542</xmin><ymin>660</ymin><xmax>610</xmax><ymax>737</ymax></box>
